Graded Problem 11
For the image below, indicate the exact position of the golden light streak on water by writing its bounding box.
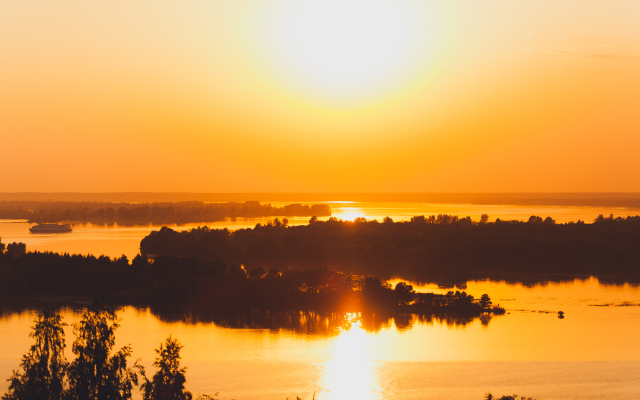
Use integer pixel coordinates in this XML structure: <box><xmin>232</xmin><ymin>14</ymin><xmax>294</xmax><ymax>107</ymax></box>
<box><xmin>331</xmin><ymin>208</ymin><xmax>366</xmax><ymax>222</ymax></box>
<box><xmin>320</xmin><ymin>313</ymin><xmax>381</xmax><ymax>400</ymax></box>
<box><xmin>2</xmin><ymin>278</ymin><xmax>640</xmax><ymax>399</ymax></box>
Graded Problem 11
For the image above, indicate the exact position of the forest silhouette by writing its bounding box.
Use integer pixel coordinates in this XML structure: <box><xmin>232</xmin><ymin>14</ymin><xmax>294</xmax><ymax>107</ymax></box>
<box><xmin>0</xmin><ymin>236</ymin><xmax>503</xmax><ymax>324</ymax></box>
<box><xmin>139</xmin><ymin>214</ymin><xmax>640</xmax><ymax>280</ymax></box>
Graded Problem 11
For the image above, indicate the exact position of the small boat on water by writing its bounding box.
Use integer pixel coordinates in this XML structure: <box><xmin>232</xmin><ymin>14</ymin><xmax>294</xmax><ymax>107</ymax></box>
<box><xmin>29</xmin><ymin>223</ymin><xmax>73</xmax><ymax>233</ymax></box>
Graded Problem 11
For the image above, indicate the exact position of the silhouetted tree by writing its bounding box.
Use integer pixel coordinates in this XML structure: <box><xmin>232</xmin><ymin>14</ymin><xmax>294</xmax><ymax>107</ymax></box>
<box><xmin>479</xmin><ymin>294</ymin><xmax>492</xmax><ymax>309</ymax></box>
<box><xmin>479</xmin><ymin>214</ymin><xmax>490</xmax><ymax>224</ymax></box>
<box><xmin>362</xmin><ymin>277</ymin><xmax>392</xmax><ymax>305</ymax></box>
<box><xmin>527</xmin><ymin>216</ymin><xmax>543</xmax><ymax>224</ymax></box>
<box><xmin>394</xmin><ymin>282</ymin><xmax>414</xmax><ymax>305</ymax></box>
<box><xmin>6</xmin><ymin>242</ymin><xmax>26</xmax><ymax>256</ymax></box>
<box><xmin>2</xmin><ymin>310</ymin><xmax>67</xmax><ymax>400</ymax></box>
<box><xmin>131</xmin><ymin>254</ymin><xmax>149</xmax><ymax>269</ymax></box>
<box><xmin>141</xmin><ymin>337</ymin><xmax>191</xmax><ymax>400</ymax></box>
<box><xmin>0</xmin><ymin>237</ymin><xmax>5</xmax><ymax>254</ymax></box>
<box><xmin>65</xmin><ymin>296</ymin><xmax>142</xmax><ymax>400</ymax></box>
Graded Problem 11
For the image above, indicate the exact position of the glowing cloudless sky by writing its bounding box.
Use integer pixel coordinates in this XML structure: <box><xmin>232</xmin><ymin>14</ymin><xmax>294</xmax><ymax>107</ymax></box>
<box><xmin>1</xmin><ymin>0</ymin><xmax>639</xmax><ymax>192</ymax></box>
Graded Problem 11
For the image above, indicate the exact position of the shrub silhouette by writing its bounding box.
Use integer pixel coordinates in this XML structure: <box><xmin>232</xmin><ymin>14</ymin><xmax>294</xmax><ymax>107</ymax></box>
<box><xmin>485</xmin><ymin>394</ymin><xmax>536</xmax><ymax>400</ymax></box>
<box><xmin>6</xmin><ymin>242</ymin><xmax>26</xmax><ymax>257</ymax></box>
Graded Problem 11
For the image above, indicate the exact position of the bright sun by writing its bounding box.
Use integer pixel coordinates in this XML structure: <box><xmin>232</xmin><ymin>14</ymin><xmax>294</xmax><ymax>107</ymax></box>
<box><xmin>253</xmin><ymin>0</ymin><xmax>439</xmax><ymax>104</ymax></box>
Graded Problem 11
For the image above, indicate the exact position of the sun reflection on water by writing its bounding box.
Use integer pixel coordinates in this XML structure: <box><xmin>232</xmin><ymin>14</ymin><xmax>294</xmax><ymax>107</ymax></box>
<box><xmin>320</xmin><ymin>313</ymin><xmax>381</xmax><ymax>400</ymax></box>
<box><xmin>332</xmin><ymin>207</ymin><xmax>366</xmax><ymax>221</ymax></box>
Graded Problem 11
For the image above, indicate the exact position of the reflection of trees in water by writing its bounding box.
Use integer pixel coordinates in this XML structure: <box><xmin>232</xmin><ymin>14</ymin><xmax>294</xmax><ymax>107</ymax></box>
<box><xmin>1</xmin><ymin>302</ymin><xmax>495</xmax><ymax>337</ymax></box>
<box><xmin>363</xmin><ymin>312</ymin><xmax>488</xmax><ymax>331</ymax></box>
<box><xmin>0</xmin><ymin>302</ymin><xmax>88</xmax><ymax>321</ymax></box>
<box><xmin>396</xmin><ymin>274</ymin><xmax>640</xmax><ymax>292</ymax></box>
<box><xmin>148</xmin><ymin>308</ymin><xmax>495</xmax><ymax>335</ymax></box>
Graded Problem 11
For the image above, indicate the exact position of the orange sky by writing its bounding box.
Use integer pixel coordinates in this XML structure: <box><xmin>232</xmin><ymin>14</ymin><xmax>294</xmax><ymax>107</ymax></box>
<box><xmin>1</xmin><ymin>0</ymin><xmax>639</xmax><ymax>192</ymax></box>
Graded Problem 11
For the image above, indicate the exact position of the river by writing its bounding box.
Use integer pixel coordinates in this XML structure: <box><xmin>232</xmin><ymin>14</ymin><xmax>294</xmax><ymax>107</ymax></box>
<box><xmin>1</xmin><ymin>202</ymin><xmax>640</xmax><ymax>399</ymax></box>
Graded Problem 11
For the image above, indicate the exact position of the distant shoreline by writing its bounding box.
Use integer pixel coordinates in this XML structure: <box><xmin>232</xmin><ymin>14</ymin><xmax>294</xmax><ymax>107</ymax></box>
<box><xmin>3</xmin><ymin>192</ymin><xmax>640</xmax><ymax>208</ymax></box>
<box><xmin>0</xmin><ymin>201</ymin><xmax>331</xmax><ymax>224</ymax></box>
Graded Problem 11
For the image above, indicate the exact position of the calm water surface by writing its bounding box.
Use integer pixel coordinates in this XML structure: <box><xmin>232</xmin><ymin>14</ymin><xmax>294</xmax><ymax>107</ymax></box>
<box><xmin>1</xmin><ymin>278</ymin><xmax>639</xmax><ymax>400</ymax></box>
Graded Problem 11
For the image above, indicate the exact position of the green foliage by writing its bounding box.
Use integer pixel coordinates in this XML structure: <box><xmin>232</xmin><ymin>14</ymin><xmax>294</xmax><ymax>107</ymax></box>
<box><xmin>2</xmin><ymin>310</ymin><xmax>67</xmax><ymax>400</ymax></box>
<box><xmin>65</xmin><ymin>296</ymin><xmax>142</xmax><ymax>400</ymax></box>
<box><xmin>142</xmin><ymin>337</ymin><xmax>191</xmax><ymax>400</ymax></box>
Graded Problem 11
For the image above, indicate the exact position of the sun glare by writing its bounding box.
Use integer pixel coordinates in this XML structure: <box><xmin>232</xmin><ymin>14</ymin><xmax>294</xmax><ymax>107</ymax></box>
<box><xmin>333</xmin><ymin>207</ymin><xmax>366</xmax><ymax>221</ymax></box>
<box><xmin>253</xmin><ymin>0</ymin><xmax>439</xmax><ymax>104</ymax></box>
<box><xmin>322</xmin><ymin>314</ymin><xmax>379</xmax><ymax>400</ymax></box>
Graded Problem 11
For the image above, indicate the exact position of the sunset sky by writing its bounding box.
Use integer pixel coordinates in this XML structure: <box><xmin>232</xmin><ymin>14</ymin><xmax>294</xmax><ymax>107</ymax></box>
<box><xmin>1</xmin><ymin>0</ymin><xmax>639</xmax><ymax>193</ymax></box>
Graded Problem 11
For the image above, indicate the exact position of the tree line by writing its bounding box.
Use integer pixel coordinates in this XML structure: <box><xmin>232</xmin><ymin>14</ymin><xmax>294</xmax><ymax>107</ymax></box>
<box><xmin>139</xmin><ymin>214</ymin><xmax>640</xmax><ymax>280</ymax></box>
<box><xmin>0</xmin><ymin>240</ymin><xmax>503</xmax><ymax>321</ymax></box>
<box><xmin>0</xmin><ymin>201</ymin><xmax>331</xmax><ymax>225</ymax></box>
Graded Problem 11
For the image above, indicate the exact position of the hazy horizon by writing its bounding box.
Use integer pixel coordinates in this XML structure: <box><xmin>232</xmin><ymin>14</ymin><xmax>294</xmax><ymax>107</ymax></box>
<box><xmin>4</xmin><ymin>191</ymin><xmax>640</xmax><ymax>209</ymax></box>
